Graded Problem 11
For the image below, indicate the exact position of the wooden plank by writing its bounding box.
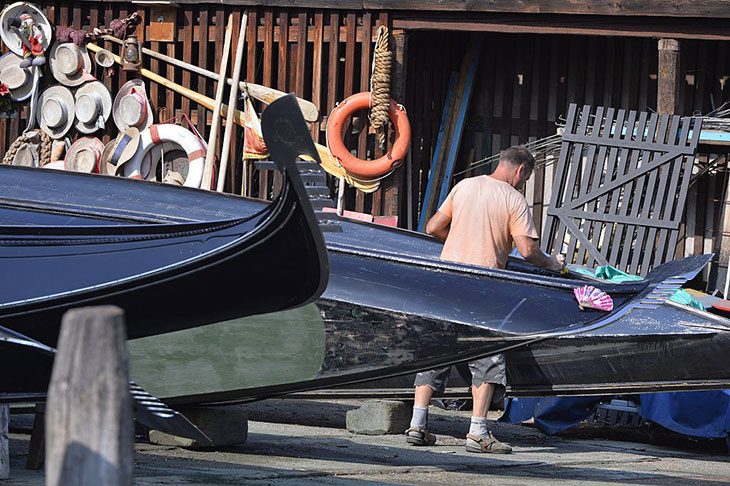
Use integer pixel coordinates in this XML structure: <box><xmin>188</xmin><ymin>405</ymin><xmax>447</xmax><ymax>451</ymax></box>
<box><xmin>392</xmin><ymin>16</ymin><xmax>730</xmax><ymax>41</ymax></box>
<box><xmin>197</xmin><ymin>7</ymin><xmax>210</xmax><ymax>139</ymax></box>
<box><xmin>356</xmin><ymin>13</ymin><xmax>372</xmax><ymax>214</ymax></box>
<box><xmin>258</xmin><ymin>9</ymin><xmax>274</xmax><ymax>200</ymax></box>
<box><xmin>417</xmin><ymin>72</ymin><xmax>457</xmax><ymax>232</ymax></box>
<box><xmin>45</xmin><ymin>307</ymin><xmax>133</xmax><ymax>486</ymax></box>
<box><xmin>658</xmin><ymin>39</ymin><xmax>681</xmax><ymax>115</ymax></box>
<box><xmin>310</xmin><ymin>12</ymin><xmax>324</xmax><ymax>139</ymax></box>
<box><xmin>326</xmin><ymin>13</ymin><xmax>341</xmax><ymax>117</ymax></box>
<box><xmin>437</xmin><ymin>34</ymin><xmax>483</xmax><ymax>208</ymax></box>
<box><xmin>181</xmin><ymin>9</ymin><xmax>194</xmax><ymax>120</ymax></box>
<box><xmin>364</xmin><ymin>0</ymin><xmax>730</xmax><ymax>18</ymax></box>
<box><xmin>295</xmin><ymin>12</ymin><xmax>307</xmax><ymax>98</ymax></box>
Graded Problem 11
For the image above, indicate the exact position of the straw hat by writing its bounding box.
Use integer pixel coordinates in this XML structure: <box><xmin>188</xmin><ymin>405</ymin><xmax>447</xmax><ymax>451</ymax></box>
<box><xmin>100</xmin><ymin>127</ymin><xmax>140</xmax><ymax>175</ymax></box>
<box><xmin>94</xmin><ymin>48</ymin><xmax>114</xmax><ymax>68</ymax></box>
<box><xmin>64</xmin><ymin>136</ymin><xmax>104</xmax><ymax>173</ymax></box>
<box><xmin>74</xmin><ymin>81</ymin><xmax>112</xmax><ymax>134</ymax></box>
<box><xmin>113</xmin><ymin>79</ymin><xmax>154</xmax><ymax>131</ymax></box>
<box><xmin>48</xmin><ymin>42</ymin><xmax>94</xmax><ymax>87</ymax></box>
<box><xmin>36</xmin><ymin>85</ymin><xmax>75</xmax><ymax>139</ymax></box>
<box><xmin>0</xmin><ymin>2</ymin><xmax>52</xmax><ymax>57</ymax></box>
<box><xmin>0</xmin><ymin>52</ymin><xmax>32</xmax><ymax>101</ymax></box>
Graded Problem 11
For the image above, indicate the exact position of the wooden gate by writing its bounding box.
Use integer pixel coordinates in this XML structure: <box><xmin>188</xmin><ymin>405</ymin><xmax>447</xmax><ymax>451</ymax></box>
<box><xmin>541</xmin><ymin>104</ymin><xmax>702</xmax><ymax>276</ymax></box>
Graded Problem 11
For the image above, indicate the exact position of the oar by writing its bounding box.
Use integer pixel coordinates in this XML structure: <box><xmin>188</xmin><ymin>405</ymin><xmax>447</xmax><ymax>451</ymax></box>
<box><xmin>85</xmin><ymin>42</ymin><xmax>380</xmax><ymax>193</ymax></box>
<box><xmin>201</xmin><ymin>13</ymin><xmax>234</xmax><ymax>190</ymax></box>
<box><xmin>100</xmin><ymin>34</ymin><xmax>319</xmax><ymax>122</ymax></box>
<box><xmin>217</xmin><ymin>11</ymin><xmax>248</xmax><ymax>193</ymax></box>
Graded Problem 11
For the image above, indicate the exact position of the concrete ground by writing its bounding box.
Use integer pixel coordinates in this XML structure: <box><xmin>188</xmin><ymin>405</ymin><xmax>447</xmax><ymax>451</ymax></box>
<box><xmin>4</xmin><ymin>399</ymin><xmax>730</xmax><ymax>485</ymax></box>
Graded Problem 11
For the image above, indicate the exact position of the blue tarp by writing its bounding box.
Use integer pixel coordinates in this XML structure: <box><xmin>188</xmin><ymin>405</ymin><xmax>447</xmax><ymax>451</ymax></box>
<box><xmin>500</xmin><ymin>265</ymin><xmax>728</xmax><ymax>442</ymax></box>
<box><xmin>501</xmin><ymin>392</ymin><xmax>730</xmax><ymax>445</ymax></box>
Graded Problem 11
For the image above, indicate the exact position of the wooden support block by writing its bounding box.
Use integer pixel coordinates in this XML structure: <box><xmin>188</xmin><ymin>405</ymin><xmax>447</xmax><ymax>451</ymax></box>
<box><xmin>1</xmin><ymin>404</ymin><xmax>8</xmax><ymax>479</ymax></box>
<box><xmin>658</xmin><ymin>38</ymin><xmax>681</xmax><ymax>115</ymax></box>
<box><xmin>25</xmin><ymin>403</ymin><xmax>45</xmax><ymax>470</ymax></box>
<box><xmin>46</xmin><ymin>306</ymin><xmax>133</xmax><ymax>486</ymax></box>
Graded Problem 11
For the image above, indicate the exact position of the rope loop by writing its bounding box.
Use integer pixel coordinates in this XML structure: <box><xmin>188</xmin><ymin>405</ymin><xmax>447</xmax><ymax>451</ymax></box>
<box><xmin>370</xmin><ymin>25</ymin><xmax>391</xmax><ymax>149</ymax></box>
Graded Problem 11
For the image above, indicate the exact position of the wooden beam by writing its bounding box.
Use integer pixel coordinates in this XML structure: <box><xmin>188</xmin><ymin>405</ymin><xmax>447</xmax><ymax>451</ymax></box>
<box><xmin>393</xmin><ymin>15</ymin><xmax>730</xmax><ymax>41</ymax></box>
<box><xmin>658</xmin><ymin>38</ymin><xmax>681</xmax><ymax>115</ymax></box>
<box><xmin>368</xmin><ymin>0</ymin><xmax>730</xmax><ymax>18</ymax></box>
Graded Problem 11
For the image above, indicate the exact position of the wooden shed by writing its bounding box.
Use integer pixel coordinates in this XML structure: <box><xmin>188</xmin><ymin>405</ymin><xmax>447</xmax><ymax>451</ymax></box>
<box><xmin>2</xmin><ymin>1</ymin><xmax>730</xmax><ymax>288</ymax></box>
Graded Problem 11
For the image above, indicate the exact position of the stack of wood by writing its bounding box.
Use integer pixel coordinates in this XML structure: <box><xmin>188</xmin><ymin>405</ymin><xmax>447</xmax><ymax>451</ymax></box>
<box><xmin>418</xmin><ymin>34</ymin><xmax>484</xmax><ymax>231</ymax></box>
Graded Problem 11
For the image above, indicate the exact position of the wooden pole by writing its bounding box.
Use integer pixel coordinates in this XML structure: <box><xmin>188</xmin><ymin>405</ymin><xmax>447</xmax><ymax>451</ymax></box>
<box><xmin>202</xmin><ymin>13</ymin><xmax>234</xmax><ymax>190</ymax></box>
<box><xmin>100</xmin><ymin>35</ymin><xmax>319</xmax><ymax>122</ymax></box>
<box><xmin>0</xmin><ymin>404</ymin><xmax>8</xmax><ymax>479</ymax></box>
<box><xmin>217</xmin><ymin>11</ymin><xmax>248</xmax><ymax>193</ymax></box>
<box><xmin>658</xmin><ymin>38</ymin><xmax>681</xmax><ymax>115</ymax></box>
<box><xmin>45</xmin><ymin>306</ymin><xmax>133</xmax><ymax>486</ymax></box>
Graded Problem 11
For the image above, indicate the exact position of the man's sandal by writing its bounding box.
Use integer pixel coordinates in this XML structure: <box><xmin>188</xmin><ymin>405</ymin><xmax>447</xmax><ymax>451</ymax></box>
<box><xmin>405</xmin><ymin>426</ymin><xmax>437</xmax><ymax>446</ymax></box>
<box><xmin>465</xmin><ymin>432</ymin><xmax>512</xmax><ymax>454</ymax></box>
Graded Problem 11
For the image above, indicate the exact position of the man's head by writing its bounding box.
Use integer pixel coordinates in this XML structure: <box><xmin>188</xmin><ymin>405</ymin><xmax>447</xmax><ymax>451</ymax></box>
<box><xmin>494</xmin><ymin>146</ymin><xmax>535</xmax><ymax>189</ymax></box>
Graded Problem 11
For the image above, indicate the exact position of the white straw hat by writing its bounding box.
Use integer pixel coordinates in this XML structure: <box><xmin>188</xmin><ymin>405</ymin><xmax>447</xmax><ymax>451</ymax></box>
<box><xmin>0</xmin><ymin>2</ymin><xmax>51</xmax><ymax>57</ymax></box>
<box><xmin>0</xmin><ymin>52</ymin><xmax>32</xmax><ymax>101</ymax></box>
<box><xmin>100</xmin><ymin>127</ymin><xmax>141</xmax><ymax>175</ymax></box>
<box><xmin>49</xmin><ymin>42</ymin><xmax>94</xmax><ymax>87</ymax></box>
<box><xmin>74</xmin><ymin>81</ymin><xmax>112</xmax><ymax>135</ymax></box>
<box><xmin>113</xmin><ymin>79</ymin><xmax>154</xmax><ymax>131</ymax></box>
<box><xmin>64</xmin><ymin>136</ymin><xmax>104</xmax><ymax>173</ymax></box>
<box><xmin>36</xmin><ymin>85</ymin><xmax>75</xmax><ymax>139</ymax></box>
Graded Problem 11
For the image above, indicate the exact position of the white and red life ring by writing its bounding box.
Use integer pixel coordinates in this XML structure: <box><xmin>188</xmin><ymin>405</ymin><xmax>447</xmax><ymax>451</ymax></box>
<box><xmin>123</xmin><ymin>124</ymin><xmax>206</xmax><ymax>188</ymax></box>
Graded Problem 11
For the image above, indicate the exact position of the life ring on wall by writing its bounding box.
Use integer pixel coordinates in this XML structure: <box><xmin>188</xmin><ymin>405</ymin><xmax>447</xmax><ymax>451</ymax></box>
<box><xmin>326</xmin><ymin>91</ymin><xmax>411</xmax><ymax>179</ymax></box>
<box><xmin>123</xmin><ymin>124</ymin><xmax>206</xmax><ymax>188</ymax></box>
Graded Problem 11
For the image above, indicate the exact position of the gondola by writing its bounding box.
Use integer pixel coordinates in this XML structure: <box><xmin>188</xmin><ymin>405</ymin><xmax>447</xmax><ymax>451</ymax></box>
<box><xmin>0</xmin><ymin>94</ymin><xmax>329</xmax><ymax>401</ymax></box>
<box><xmin>123</xmin><ymin>216</ymin><xmax>730</xmax><ymax>406</ymax></box>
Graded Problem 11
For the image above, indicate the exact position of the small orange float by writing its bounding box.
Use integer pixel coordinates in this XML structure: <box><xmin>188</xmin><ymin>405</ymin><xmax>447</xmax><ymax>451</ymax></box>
<box><xmin>326</xmin><ymin>91</ymin><xmax>411</xmax><ymax>179</ymax></box>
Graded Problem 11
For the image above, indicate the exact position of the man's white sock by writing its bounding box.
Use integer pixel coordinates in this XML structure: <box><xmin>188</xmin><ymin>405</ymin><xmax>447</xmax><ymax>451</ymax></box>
<box><xmin>469</xmin><ymin>416</ymin><xmax>488</xmax><ymax>437</ymax></box>
<box><xmin>410</xmin><ymin>406</ymin><xmax>428</xmax><ymax>429</ymax></box>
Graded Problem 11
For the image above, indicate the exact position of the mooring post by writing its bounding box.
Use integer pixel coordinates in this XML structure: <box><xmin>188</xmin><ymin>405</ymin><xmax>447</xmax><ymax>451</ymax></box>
<box><xmin>1</xmin><ymin>403</ymin><xmax>8</xmax><ymax>479</ymax></box>
<box><xmin>45</xmin><ymin>306</ymin><xmax>133</xmax><ymax>486</ymax></box>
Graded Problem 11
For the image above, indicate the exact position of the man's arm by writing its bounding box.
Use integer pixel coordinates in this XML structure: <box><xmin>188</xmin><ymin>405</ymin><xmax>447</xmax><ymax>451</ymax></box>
<box><xmin>513</xmin><ymin>235</ymin><xmax>565</xmax><ymax>271</ymax></box>
<box><xmin>425</xmin><ymin>211</ymin><xmax>451</xmax><ymax>242</ymax></box>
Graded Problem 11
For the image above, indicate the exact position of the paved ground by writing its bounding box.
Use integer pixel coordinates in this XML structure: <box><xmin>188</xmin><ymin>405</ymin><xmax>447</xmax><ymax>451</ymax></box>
<box><xmin>4</xmin><ymin>399</ymin><xmax>730</xmax><ymax>485</ymax></box>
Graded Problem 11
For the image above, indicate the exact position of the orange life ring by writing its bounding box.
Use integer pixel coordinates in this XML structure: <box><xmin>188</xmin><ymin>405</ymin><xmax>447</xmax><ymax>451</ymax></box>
<box><xmin>326</xmin><ymin>91</ymin><xmax>411</xmax><ymax>179</ymax></box>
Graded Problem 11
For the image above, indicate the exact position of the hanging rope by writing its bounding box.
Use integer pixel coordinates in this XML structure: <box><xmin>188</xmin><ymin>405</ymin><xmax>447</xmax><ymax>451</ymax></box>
<box><xmin>370</xmin><ymin>25</ymin><xmax>392</xmax><ymax>149</ymax></box>
<box><xmin>2</xmin><ymin>129</ymin><xmax>52</xmax><ymax>166</ymax></box>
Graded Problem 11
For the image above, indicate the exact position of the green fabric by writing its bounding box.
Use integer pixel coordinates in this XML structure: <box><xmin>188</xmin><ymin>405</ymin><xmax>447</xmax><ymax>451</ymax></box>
<box><xmin>572</xmin><ymin>265</ymin><xmax>705</xmax><ymax>311</ymax></box>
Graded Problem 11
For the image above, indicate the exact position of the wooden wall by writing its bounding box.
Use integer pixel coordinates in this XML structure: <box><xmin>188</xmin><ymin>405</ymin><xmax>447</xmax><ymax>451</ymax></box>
<box><xmin>405</xmin><ymin>30</ymin><xmax>730</xmax><ymax>288</ymax></box>
<box><xmin>0</xmin><ymin>3</ymin><xmax>395</xmax><ymax>210</ymax></box>
<box><xmin>2</xmin><ymin>3</ymin><xmax>730</xmax><ymax>288</ymax></box>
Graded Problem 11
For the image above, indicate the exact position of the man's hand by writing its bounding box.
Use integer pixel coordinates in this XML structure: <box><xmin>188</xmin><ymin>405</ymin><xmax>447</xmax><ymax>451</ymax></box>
<box><xmin>548</xmin><ymin>254</ymin><xmax>566</xmax><ymax>272</ymax></box>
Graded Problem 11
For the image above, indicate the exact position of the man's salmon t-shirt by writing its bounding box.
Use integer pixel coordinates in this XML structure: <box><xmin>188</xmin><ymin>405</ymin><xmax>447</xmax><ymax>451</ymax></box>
<box><xmin>437</xmin><ymin>175</ymin><xmax>538</xmax><ymax>270</ymax></box>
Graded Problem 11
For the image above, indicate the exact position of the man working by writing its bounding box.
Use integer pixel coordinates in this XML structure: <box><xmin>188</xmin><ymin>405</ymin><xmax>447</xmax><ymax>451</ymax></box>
<box><xmin>405</xmin><ymin>145</ymin><xmax>565</xmax><ymax>453</ymax></box>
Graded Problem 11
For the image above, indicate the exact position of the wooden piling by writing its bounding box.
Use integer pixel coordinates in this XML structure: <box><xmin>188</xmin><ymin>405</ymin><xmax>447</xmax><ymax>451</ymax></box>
<box><xmin>658</xmin><ymin>38</ymin><xmax>681</xmax><ymax>115</ymax></box>
<box><xmin>45</xmin><ymin>306</ymin><xmax>133</xmax><ymax>486</ymax></box>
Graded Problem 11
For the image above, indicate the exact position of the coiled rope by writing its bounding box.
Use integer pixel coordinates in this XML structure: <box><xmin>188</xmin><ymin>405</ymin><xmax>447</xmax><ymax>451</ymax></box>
<box><xmin>2</xmin><ymin>129</ymin><xmax>52</xmax><ymax>167</ymax></box>
<box><xmin>369</xmin><ymin>25</ymin><xmax>391</xmax><ymax>149</ymax></box>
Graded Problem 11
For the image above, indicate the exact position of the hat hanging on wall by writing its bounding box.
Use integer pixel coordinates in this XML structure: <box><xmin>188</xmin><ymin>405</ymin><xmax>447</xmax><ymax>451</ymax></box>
<box><xmin>74</xmin><ymin>81</ymin><xmax>112</xmax><ymax>134</ymax></box>
<box><xmin>65</xmin><ymin>136</ymin><xmax>104</xmax><ymax>173</ymax></box>
<box><xmin>99</xmin><ymin>127</ymin><xmax>141</xmax><ymax>176</ymax></box>
<box><xmin>36</xmin><ymin>85</ymin><xmax>75</xmax><ymax>139</ymax></box>
<box><xmin>48</xmin><ymin>42</ymin><xmax>94</xmax><ymax>87</ymax></box>
<box><xmin>113</xmin><ymin>79</ymin><xmax>154</xmax><ymax>131</ymax></box>
<box><xmin>0</xmin><ymin>52</ymin><xmax>33</xmax><ymax>101</ymax></box>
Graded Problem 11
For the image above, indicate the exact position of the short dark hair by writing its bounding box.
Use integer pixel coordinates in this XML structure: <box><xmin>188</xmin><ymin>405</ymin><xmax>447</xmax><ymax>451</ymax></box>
<box><xmin>499</xmin><ymin>146</ymin><xmax>535</xmax><ymax>171</ymax></box>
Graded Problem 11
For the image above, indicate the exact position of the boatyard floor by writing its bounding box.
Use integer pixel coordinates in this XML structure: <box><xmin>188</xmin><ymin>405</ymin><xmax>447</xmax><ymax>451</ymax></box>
<box><xmin>5</xmin><ymin>399</ymin><xmax>730</xmax><ymax>485</ymax></box>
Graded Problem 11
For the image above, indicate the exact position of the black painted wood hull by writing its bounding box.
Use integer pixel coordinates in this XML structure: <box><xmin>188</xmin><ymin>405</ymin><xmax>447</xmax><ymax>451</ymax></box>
<box><xmin>121</xmin><ymin>218</ymin><xmax>730</xmax><ymax>406</ymax></box>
